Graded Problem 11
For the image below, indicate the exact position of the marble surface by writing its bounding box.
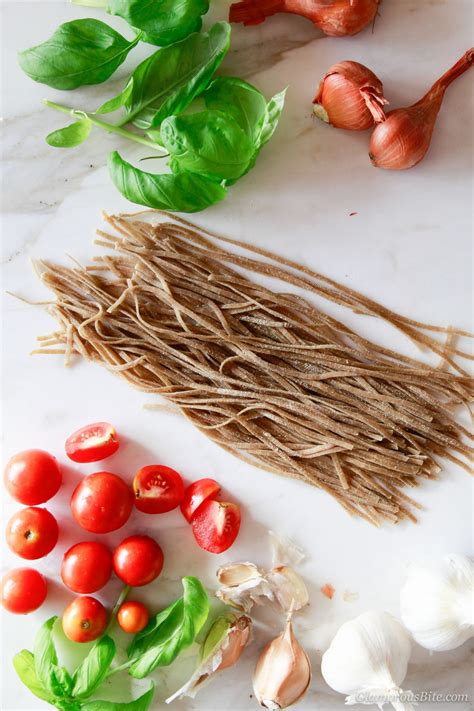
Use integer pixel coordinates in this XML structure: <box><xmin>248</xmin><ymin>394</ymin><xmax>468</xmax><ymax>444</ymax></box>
<box><xmin>1</xmin><ymin>1</ymin><xmax>473</xmax><ymax>709</ymax></box>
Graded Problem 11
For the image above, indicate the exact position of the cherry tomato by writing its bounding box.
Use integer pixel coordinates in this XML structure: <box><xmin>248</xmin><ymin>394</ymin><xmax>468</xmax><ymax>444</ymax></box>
<box><xmin>62</xmin><ymin>596</ymin><xmax>107</xmax><ymax>643</ymax></box>
<box><xmin>133</xmin><ymin>465</ymin><xmax>185</xmax><ymax>514</ymax></box>
<box><xmin>113</xmin><ymin>535</ymin><xmax>164</xmax><ymax>587</ymax></box>
<box><xmin>71</xmin><ymin>471</ymin><xmax>133</xmax><ymax>533</ymax></box>
<box><xmin>6</xmin><ymin>507</ymin><xmax>59</xmax><ymax>560</ymax></box>
<box><xmin>1</xmin><ymin>568</ymin><xmax>47</xmax><ymax>614</ymax></box>
<box><xmin>117</xmin><ymin>601</ymin><xmax>149</xmax><ymax>633</ymax></box>
<box><xmin>180</xmin><ymin>478</ymin><xmax>221</xmax><ymax>523</ymax></box>
<box><xmin>61</xmin><ymin>541</ymin><xmax>113</xmax><ymax>594</ymax></box>
<box><xmin>4</xmin><ymin>450</ymin><xmax>62</xmax><ymax>505</ymax></box>
<box><xmin>191</xmin><ymin>500</ymin><xmax>241</xmax><ymax>554</ymax></box>
<box><xmin>66</xmin><ymin>422</ymin><xmax>119</xmax><ymax>464</ymax></box>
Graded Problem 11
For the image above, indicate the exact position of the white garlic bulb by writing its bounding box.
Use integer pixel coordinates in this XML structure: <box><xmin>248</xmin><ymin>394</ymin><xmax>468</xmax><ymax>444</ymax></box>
<box><xmin>400</xmin><ymin>554</ymin><xmax>474</xmax><ymax>652</ymax></box>
<box><xmin>321</xmin><ymin>611</ymin><xmax>414</xmax><ymax>710</ymax></box>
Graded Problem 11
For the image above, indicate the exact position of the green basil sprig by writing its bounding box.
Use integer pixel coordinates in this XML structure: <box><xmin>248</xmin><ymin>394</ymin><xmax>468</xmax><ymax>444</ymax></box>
<box><xmin>107</xmin><ymin>0</ymin><xmax>210</xmax><ymax>46</ymax></box>
<box><xmin>18</xmin><ymin>19</ymin><xmax>141</xmax><ymax>90</ymax></box>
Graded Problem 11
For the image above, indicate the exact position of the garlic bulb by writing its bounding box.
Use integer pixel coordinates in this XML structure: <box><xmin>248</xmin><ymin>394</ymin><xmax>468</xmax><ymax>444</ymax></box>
<box><xmin>253</xmin><ymin>617</ymin><xmax>311</xmax><ymax>709</ymax></box>
<box><xmin>166</xmin><ymin>613</ymin><xmax>252</xmax><ymax>703</ymax></box>
<box><xmin>321</xmin><ymin>611</ymin><xmax>414</xmax><ymax>710</ymax></box>
<box><xmin>400</xmin><ymin>554</ymin><xmax>474</xmax><ymax>652</ymax></box>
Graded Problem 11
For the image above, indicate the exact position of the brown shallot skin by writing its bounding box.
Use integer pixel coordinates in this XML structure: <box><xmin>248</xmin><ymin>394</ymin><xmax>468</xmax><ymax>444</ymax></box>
<box><xmin>369</xmin><ymin>48</ymin><xmax>474</xmax><ymax>170</ymax></box>
<box><xmin>229</xmin><ymin>0</ymin><xmax>379</xmax><ymax>37</ymax></box>
<box><xmin>313</xmin><ymin>60</ymin><xmax>388</xmax><ymax>130</ymax></box>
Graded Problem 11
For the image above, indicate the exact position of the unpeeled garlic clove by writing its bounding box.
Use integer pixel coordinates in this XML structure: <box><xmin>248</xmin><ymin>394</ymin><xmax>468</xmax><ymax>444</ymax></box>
<box><xmin>253</xmin><ymin>618</ymin><xmax>312</xmax><ymax>709</ymax></box>
<box><xmin>216</xmin><ymin>562</ymin><xmax>270</xmax><ymax>612</ymax></box>
<box><xmin>217</xmin><ymin>614</ymin><xmax>253</xmax><ymax>671</ymax></box>
<box><xmin>267</xmin><ymin>566</ymin><xmax>309</xmax><ymax>613</ymax></box>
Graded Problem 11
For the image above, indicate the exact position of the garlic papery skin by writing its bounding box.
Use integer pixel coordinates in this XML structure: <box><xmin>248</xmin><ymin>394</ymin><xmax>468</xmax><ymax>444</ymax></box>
<box><xmin>267</xmin><ymin>566</ymin><xmax>309</xmax><ymax>613</ymax></box>
<box><xmin>400</xmin><ymin>554</ymin><xmax>474</xmax><ymax>652</ymax></box>
<box><xmin>166</xmin><ymin>613</ymin><xmax>252</xmax><ymax>703</ymax></box>
<box><xmin>321</xmin><ymin>611</ymin><xmax>414</xmax><ymax>710</ymax></box>
<box><xmin>313</xmin><ymin>60</ymin><xmax>388</xmax><ymax>130</ymax></box>
<box><xmin>253</xmin><ymin>618</ymin><xmax>311</xmax><ymax>709</ymax></box>
<box><xmin>216</xmin><ymin>562</ymin><xmax>271</xmax><ymax>611</ymax></box>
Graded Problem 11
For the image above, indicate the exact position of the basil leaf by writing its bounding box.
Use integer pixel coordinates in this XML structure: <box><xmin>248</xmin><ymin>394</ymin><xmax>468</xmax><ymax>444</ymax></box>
<box><xmin>12</xmin><ymin>650</ymin><xmax>54</xmax><ymax>704</ymax></box>
<box><xmin>71</xmin><ymin>635</ymin><xmax>116</xmax><ymax>699</ymax></box>
<box><xmin>120</xmin><ymin>22</ymin><xmax>230</xmax><ymax>129</ymax></box>
<box><xmin>107</xmin><ymin>0</ymin><xmax>209</xmax><ymax>46</ymax></box>
<box><xmin>108</xmin><ymin>151</ymin><xmax>227</xmax><ymax>212</ymax></box>
<box><xmin>18</xmin><ymin>19</ymin><xmax>140</xmax><ymax>90</ymax></box>
<box><xmin>161</xmin><ymin>110</ymin><xmax>255</xmax><ymax>181</ymax></box>
<box><xmin>204</xmin><ymin>76</ymin><xmax>267</xmax><ymax>141</ymax></box>
<box><xmin>46</xmin><ymin>117</ymin><xmax>92</xmax><ymax>148</ymax></box>
<box><xmin>96</xmin><ymin>81</ymin><xmax>134</xmax><ymax>115</ymax></box>
<box><xmin>128</xmin><ymin>577</ymin><xmax>209</xmax><ymax>678</ymax></box>
<box><xmin>33</xmin><ymin>616</ymin><xmax>65</xmax><ymax>698</ymax></box>
<box><xmin>52</xmin><ymin>665</ymin><xmax>74</xmax><ymax>697</ymax></box>
<box><xmin>81</xmin><ymin>684</ymin><xmax>154</xmax><ymax>711</ymax></box>
<box><xmin>255</xmin><ymin>88</ymin><xmax>287</xmax><ymax>150</ymax></box>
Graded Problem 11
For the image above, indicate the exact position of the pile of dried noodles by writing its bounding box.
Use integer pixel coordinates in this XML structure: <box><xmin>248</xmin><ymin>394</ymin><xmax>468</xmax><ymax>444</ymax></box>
<box><xmin>33</xmin><ymin>213</ymin><xmax>473</xmax><ymax>525</ymax></box>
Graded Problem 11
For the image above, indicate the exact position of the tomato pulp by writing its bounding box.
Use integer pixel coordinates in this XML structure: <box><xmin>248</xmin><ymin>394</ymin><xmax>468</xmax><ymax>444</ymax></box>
<box><xmin>180</xmin><ymin>478</ymin><xmax>221</xmax><ymax>523</ymax></box>
<box><xmin>66</xmin><ymin>422</ymin><xmax>119</xmax><ymax>463</ymax></box>
<box><xmin>133</xmin><ymin>465</ymin><xmax>185</xmax><ymax>514</ymax></box>
<box><xmin>71</xmin><ymin>471</ymin><xmax>133</xmax><ymax>533</ymax></box>
<box><xmin>6</xmin><ymin>507</ymin><xmax>59</xmax><ymax>559</ymax></box>
<box><xmin>4</xmin><ymin>449</ymin><xmax>62</xmax><ymax>505</ymax></box>
<box><xmin>192</xmin><ymin>500</ymin><xmax>241</xmax><ymax>553</ymax></box>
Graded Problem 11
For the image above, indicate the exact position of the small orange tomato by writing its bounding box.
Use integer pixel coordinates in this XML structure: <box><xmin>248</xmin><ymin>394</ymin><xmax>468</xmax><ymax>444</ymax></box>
<box><xmin>62</xmin><ymin>596</ymin><xmax>107</xmax><ymax>643</ymax></box>
<box><xmin>117</xmin><ymin>600</ymin><xmax>150</xmax><ymax>633</ymax></box>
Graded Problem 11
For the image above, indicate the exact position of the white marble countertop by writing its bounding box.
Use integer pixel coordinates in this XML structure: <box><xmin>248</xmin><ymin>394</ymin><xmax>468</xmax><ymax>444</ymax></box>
<box><xmin>1</xmin><ymin>1</ymin><xmax>473</xmax><ymax>710</ymax></box>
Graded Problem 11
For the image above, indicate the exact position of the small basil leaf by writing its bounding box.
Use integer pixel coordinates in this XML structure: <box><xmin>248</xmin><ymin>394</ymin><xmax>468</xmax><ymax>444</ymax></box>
<box><xmin>34</xmin><ymin>616</ymin><xmax>63</xmax><ymax>698</ymax></box>
<box><xmin>95</xmin><ymin>79</ymin><xmax>134</xmax><ymax>115</ymax></box>
<box><xmin>81</xmin><ymin>684</ymin><xmax>154</xmax><ymax>711</ymax></box>
<box><xmin>161</xmin><ymin>110</ymin><xmax>255</xmax><ymax>181</ymax></box>
<box><xmin>255</xmin><ymin>88</ymin><xmax>287</xmax><ymax>150</ymax></box>
<box><xmin>71</xmin><ymin>635</ymin><xmax>116</xmax><ymax>699</ymax></box>
<box><xmin>128</xmin><ymin>576</ymin><xmax>209</xmax><ymax>678</ymax></box>
<box><xmin>204</xmin><ymin>76</ymin><xmax>267</xmax><ymax>140</ymax></box>
<box><xmin>127</xmin><ymin>599</ymin><xmax>183</xmax><ymax>660</ymax></box>
<box><xmin>12</xmin><ymin>650</ymin><xmax>54</xmax><ymax>703</ymax></box>
<box><xmin>108</xmin><ymin>151</ymin><xmax>227</xmax><ymax>212</ymax></box>
<box><xmin>107</xmin><ymin>0</ymin><xmax>209</xmax><ymax>46</ymax></box>
<box><xmin>120</xmin><ymin>21</ymin><xmax>230</xmax><ymax>129</ymax></box>
<box><xmin>18</xmin><ymin>19</ymin><xmax>139</xmax><ymax>90</ymax></box>
<box><xmin>46</xmin><ymin>117</ymin><xmax>92</xmax><ymax>148</ymax></box>
<box><xmin>52</xmin><ymin>665</ymin><xmax>74</xmax><ymax>697</ymax></box>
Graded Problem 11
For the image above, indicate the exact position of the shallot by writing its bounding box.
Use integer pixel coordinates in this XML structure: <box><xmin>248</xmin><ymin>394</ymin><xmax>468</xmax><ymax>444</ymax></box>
<box><xmin>313</xmin><ymin>60</ymin><xmax>388</xmax><ymax>130</ymax></box>
<box><xmin>370</xmin><ymin>49</ymin><xmax>474</xmax><ymax>169</ymax></box>
<box><xmin>229</xmin><ymin>0</ymin><xmax>379</xmax><ymax>37</ymax></box>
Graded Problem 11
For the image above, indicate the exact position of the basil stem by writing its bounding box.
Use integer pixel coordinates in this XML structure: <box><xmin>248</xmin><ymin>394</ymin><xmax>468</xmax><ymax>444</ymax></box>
<box><xmin>44</xmin><ymin>100</ymin><xmax>166</xmax><ymax>152</ymax></box>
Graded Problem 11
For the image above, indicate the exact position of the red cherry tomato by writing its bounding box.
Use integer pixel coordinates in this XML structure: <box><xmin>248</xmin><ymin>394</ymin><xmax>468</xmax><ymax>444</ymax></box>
<box><xmin>1</xmin><ymin>568</ymin><xmax>47</xmax><ymax>614</ymax></box>
<box><xmin>71</xmin><ymin>471</ymin><xmax>133</xmax><ymax>533</ymax></box>
<box><xmin>191</xmin><ymin>500</ymin><xmax>241</xmax><ymax>554</ymax></box>
<box><xmin>113</xmin><ymin>535</ymin><xmax>164</xmax><ymax>587</ymax></box>
<box><xmin>61</xmin><ymin>541</ymin><xmax>113</xmax><ymax>594</ymax></box>
<box><xmin>133</xmin><ymin>465</ymin><xmax>185</xmax><ymax>514</ymax></box>
<box><xmin>6</xmin><ymin>507</ymin><xmax>59</xmax><ymax>560</ymax></box>
<box><xmin>180</xmin><ymin>478</ymin><xmax>221</xmax><ymax>523</ymax></box>
<box><xmin>117</xmin><ymin>601</ymin><xmax>149</xmax><ymax>633</ymax></box>
<box><xmin>65</xmin><ymin>422</ymin><xmax>119</xmax><ymax>464</ymax></box>
<box><xmin>62</xmin><ymin>596</ymin><xmax>107</xmax><ymax>643</ymax></box>
<box><xmin>4</xmin><ymin>450</ymin><xmax>61</xmax><ymax>505</ymax></box>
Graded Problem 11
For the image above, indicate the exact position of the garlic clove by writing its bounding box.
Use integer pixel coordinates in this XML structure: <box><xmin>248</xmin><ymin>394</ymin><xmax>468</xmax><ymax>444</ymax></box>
<box><xmin>253</xmin><ymin>618</ymin><xmax>312</xmax><ymax>710</ymax></box>
<box><xmin>216</xmin><ymin>562</ymin><xmax>272</xmax><ymax>612</ymax></box>
<box><xmin>267</xmin><ymin>566</ymin><xmax>309</xmax><ymax>613</ymax></box>
<box><xmin>166</xmin><ymin>613</ymin><xmax>253</xmax><ymax>703</ymax></box>
<box><xmin>217</xmin><ymin>562</ymin><xmax>263</xmax><ymax>587</ymax></box>
<box><xmin>400</xmin><ymin>554</ymin><xmax>474</xmax><ymax>652</ymax></box>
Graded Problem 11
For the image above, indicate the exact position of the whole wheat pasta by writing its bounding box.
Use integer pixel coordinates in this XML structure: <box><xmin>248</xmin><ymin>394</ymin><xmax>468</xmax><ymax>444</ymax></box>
<box><xmin>33</xmin><ymin>212</ymin><xmax>473</xmax><ymax>525</ymax></box>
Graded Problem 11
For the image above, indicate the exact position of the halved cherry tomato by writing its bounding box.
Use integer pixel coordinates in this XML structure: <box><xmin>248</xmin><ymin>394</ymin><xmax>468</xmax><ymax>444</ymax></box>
<box><xmin>1</xmin><ymin>568</ymin><xmax>47</xmax><ymax>614</ymax></box>
<box><xmin>191</xmin><ymin>500</ymin><xmax>241</xmax><ymax>554</ymax></box>
<box><xmin>113</xmin><ymin>535</ymin><xmax>164</xmax><ymax>587</ymax></box>
<box><xmin>180</xmin><ymin>478</ymin><xmax>221</xmax><ymax>523</ymax></box>
<box><xmin>66</xmin><ymin>422</ymin><xmax>119</xmax><ymax>463</ymax></box>
<box><xmin>71</xmin><ymin>471</ymin><xmax>133</xmax><ymax>533</ymax></box>
<box><xmin>133</xmin><ymin>465</ymin><xmax>185</xmax><ymax>514</ymax></box>
<box><xmin>62</xmin><ymin>596</ymin><xmax>107</xmax><ymax>643</ymax></box>
<box><xmin>117</xmin><ymin>601</ymin><xmax>149</xmax><ymax>633</ymax></box>
<box><xmin>61</xmin><ymin>541</ymin><xmax>113</xmax><ymax>594</ymax></box>
<box><xmin>4</xmin><ymin>450</ymin><xmax>61</xmax><ymax>505</ymax></box>
<box><xmin>6</xmin><ymin>507</ymin><xmax>59</xmax><ymax>560</ymax></box>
